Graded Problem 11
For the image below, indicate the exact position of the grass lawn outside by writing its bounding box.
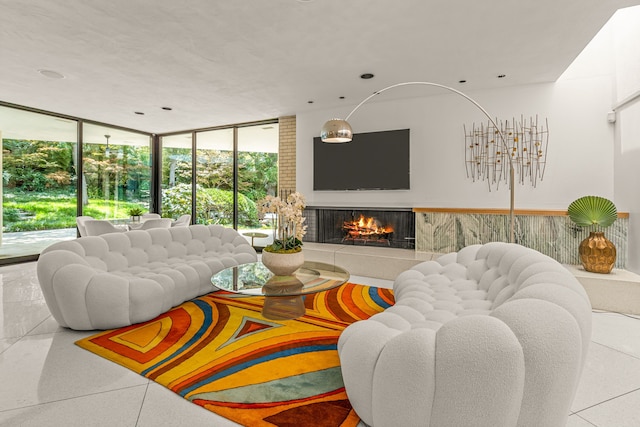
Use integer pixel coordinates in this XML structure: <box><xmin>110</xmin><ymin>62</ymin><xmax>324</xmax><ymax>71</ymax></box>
<box><xmin>3</xmin><ymin>190</ymin><xmax>146</xmax><ymax>232</ymax></box>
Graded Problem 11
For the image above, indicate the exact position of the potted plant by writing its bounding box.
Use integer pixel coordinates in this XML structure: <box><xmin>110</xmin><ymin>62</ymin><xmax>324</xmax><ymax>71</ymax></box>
<box><xmin>128</xmin><ymin>207</ymin><xmax>144</xmax><ymax>223</ymax></box>
<box><xmin>258</xmin><ymin>192</ymin><xmax>307</xmax><ymax>276</ymax></box>
<box><xmin>567</xmin><ymin>195</ymin><xmax>618</xmax><ymax>273</ymax></box>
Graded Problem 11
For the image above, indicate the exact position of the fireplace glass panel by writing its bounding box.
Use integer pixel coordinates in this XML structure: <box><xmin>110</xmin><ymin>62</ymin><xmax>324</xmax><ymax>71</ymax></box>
<box><xmin>311</xmin><ymin>208</ymin><xmax>414</xmax><ymax>249</ymax></box>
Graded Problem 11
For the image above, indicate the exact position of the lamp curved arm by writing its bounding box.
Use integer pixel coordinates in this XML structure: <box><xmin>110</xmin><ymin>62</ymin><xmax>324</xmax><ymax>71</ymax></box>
<box><xmin>322</xmin><ymin>80</ymin><xmax>516</xmax><ymax>243</ymax></box>
<box><xmin>346</xmin><ymin>82</ymin><xmax>491</xmax><ymax>124</ymax></box>
<box><xmin>345</xmin><ymin>82</ymin><xmax>510</xmax><ymax>166</ymax></box>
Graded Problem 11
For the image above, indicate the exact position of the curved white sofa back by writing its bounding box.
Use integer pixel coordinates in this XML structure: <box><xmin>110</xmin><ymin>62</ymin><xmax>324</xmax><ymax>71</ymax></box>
<box><xmin>338</xmin><ymin>242</ymin><xmax>592</xmax><ymax>427</ymax></box>
<box><xmin>37</xmin><ymin>224</ymin><xmax>257</xmax><ymax>330</ymax></box>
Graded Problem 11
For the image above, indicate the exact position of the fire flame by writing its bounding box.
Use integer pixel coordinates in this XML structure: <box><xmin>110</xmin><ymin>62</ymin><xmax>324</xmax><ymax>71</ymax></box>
<box><xmin>344</xmin><ymin>215</ymin><xmax>393</xmax><ymax>238</ymax></box>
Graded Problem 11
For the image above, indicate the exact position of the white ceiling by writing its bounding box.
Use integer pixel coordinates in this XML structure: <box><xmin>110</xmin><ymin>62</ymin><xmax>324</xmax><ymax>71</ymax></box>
<box><xmin>1</xmin><ymin>0</ymin><xmax>639</xmax><ymax>134</ymax></box>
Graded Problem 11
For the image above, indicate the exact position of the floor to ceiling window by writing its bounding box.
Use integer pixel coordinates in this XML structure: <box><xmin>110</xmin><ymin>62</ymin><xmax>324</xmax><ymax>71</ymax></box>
<box><xmin>237</xmin><ymin>123</ymin><xmax>279</xmax><ymax>247</ymax></box>
<box><xmin>160</xmin><ymin>132</ymin><xmax>193</xmax><ymax>221</ymax></box>
<box><xmin>81</xmin><ymin>124</ymin><xmax>152</xmax><ymax>221</ymax></box>
<box><xmin>159</xmin><ymin>122</ymin><xmax>279</xmax><ymax>248</ymax></box>
<box><xmin>0</xmin><ymin>101</ymin><xmax>279</xmax><ymax>262</ymax></box>
<box><xmin>0</xmin><ymin>105</ymin><xmax>78</xmax><ymax>260</ymax></box>
<box><xmin>194</xmin><ymin>128</ymin><xmax>235</xmax><ymax>225</ymax></box>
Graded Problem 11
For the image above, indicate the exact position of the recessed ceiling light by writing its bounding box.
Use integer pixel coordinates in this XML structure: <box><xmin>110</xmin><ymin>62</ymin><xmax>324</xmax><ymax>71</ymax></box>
<box><xmin>162</xmin><ymin>107</ymin><xmax>172</xmax><ymax>111</ymax></box>
<box><xmin>339</xmin><ymin>96</ymin><xmax>345</xmax><ymax>99</ymax></box>
<box><xmin>459</xmin><ymin>80</ymin><xmax>467</xmax><ymax>83</ymax></box>
<box><xmin>134</xmin><ymin>111</ymin><xmax>145</xmax><ymax>115</ymax></box>
<box><xmin>497</xmin><ymin>74</ymin><xmax>506</xmax><ymax>78</ymax></box>
<box><xmin>360</xmin><ymin>73</ymin><xmax>374</xmax><ymax>79</ymax></box>
<box><xmin>308</xmin><ymin>100</ymin><xmax>314</xmax><ymax>104</ymax></box>
<box><xmin>37</xmin><ymin>69</ymin><xmax>65</xmax><ymax>79</ymax></box>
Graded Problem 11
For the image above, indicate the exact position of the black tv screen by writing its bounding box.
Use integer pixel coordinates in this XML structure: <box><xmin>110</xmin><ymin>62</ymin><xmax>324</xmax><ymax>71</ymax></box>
<box><xmin>313</xmin><ymin>129</ymin><xmax>410</xmax><ymax>191</ymax></box>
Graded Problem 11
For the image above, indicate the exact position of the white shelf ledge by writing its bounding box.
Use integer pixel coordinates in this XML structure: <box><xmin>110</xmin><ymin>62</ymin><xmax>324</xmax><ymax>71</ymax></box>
<box><xmin>564</xmin><ymin>265</ymin><xmax>640</xmax><ymax>315</ymax></box>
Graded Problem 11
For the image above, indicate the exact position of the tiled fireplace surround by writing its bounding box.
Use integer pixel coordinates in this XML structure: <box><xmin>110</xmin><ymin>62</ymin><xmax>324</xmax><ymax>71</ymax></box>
<box><xmin>303</xmin><ymin>207</ymin><xmax>640</xmax><ymax>315</ymax></box>
<box><xmin>305</xmin><ymin>207</ymin><xmax>628</xmax><ymax>266</ymax></box>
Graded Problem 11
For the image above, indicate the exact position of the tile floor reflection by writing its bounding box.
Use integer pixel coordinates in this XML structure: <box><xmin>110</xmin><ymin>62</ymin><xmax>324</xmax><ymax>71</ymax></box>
<box><xmin>1</xmin><ymin>262</ymin><xmax>639</xmax><ymax>426</ymax></box>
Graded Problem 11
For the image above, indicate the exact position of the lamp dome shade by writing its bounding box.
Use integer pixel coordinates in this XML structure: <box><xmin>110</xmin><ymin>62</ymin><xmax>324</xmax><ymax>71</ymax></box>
<box><xmin>320</xmin><ymin>119</ymin><xmax>353</xmax><ymax>143</ymax></box>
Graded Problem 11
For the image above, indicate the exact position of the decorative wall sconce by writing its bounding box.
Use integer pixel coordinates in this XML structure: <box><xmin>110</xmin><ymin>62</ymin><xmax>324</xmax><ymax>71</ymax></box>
<box><xmin>464</xmin><ymin>116</ymin><xmax>549</xmax><ymax>189</ymax></box>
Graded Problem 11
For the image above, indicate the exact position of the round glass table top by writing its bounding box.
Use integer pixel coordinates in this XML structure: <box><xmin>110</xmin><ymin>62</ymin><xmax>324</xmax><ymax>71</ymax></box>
<box><xmin>211</xmin><ymin>261</ymin><xmax>350</xmax><ymax>297</ymax></box>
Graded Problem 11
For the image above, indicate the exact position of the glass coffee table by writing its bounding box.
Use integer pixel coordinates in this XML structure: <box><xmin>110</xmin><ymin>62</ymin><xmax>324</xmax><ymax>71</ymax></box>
<box><xmin>211</xmin><ymin>261</ymin><xmax>350</xmax><ymax>320</ymax></box>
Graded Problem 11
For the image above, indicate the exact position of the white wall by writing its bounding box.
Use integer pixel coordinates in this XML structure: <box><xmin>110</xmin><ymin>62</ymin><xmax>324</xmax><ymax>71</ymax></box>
<box><xmin>296</xmin><ymin>78</ymin><xmax>616</xmax><ymax>211</ymax></box>
<box><xmin>296</xmin><ymin>6</ymin><xmax>640</xmax><ymax>273</ymax></box>
<box><xmin>616</xmin><ymin>104</ymin><xmax>640</xmax><ymax>271</ymax></box>
<box><xmin>612</xmin><ymin>6</ymin><xmax>640</xmax><ymax>272</ymax></box>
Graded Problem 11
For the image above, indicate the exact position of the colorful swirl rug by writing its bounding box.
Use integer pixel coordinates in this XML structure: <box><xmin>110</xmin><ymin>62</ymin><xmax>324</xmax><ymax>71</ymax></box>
<box><xmin>76</xmin><ymin>283</ymin><xmax>394</xmax><ymax>427</ymax></box>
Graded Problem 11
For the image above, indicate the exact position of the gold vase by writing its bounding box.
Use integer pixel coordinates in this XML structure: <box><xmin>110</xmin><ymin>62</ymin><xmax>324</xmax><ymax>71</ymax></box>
<box><xmin>579</xmin><ymin>231</ymin><xmax>616</xmax><ymax>274</ymax></box>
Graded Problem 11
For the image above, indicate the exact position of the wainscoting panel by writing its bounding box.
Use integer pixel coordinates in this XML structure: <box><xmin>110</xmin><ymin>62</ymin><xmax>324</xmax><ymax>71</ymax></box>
<box><xmin>415</xmin><ymin>211</ymin><xmax>628</xmax><ymax>268</ymax></box>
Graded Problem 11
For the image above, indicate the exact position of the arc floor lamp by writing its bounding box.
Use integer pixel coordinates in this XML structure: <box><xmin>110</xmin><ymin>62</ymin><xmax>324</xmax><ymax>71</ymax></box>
<box><xmin>320</xmin><ymin>81</ymin><xmax>516</xmax><ymax>243</ymax></box>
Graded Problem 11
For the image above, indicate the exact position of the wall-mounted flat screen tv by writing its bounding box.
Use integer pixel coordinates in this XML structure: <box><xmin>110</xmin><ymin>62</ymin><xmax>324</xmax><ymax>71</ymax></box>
<box><xmin>313</xmin><ymin>128</ymin><xmax>410</xmax><ymax>191</ymax></box>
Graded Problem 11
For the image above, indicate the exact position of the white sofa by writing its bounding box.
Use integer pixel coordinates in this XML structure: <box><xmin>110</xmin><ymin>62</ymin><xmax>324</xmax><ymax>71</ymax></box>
<box><xmin>338</xmin><ymin>242</ymin><xmax>592</xmax><ymax>427</ymax></box>
<box><xmin>37</xmin><ymin>224</ymin><xmax>257</xmax><ymax>330</ymax></box>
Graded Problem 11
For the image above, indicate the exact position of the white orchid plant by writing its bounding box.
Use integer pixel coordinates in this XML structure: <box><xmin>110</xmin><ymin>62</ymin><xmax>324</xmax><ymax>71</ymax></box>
<box><xmin>259</xmin><ymin>192</ymin><xmax>307</xmax><ymax>253</ymax></box>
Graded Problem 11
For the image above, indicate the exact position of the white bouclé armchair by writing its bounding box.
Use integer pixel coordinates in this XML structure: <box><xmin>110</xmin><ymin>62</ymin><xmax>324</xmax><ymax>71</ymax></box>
<box><xmin>338</xmin><ymin>242</ymin><xmax>591</xmax><ymax>427</ymax></box>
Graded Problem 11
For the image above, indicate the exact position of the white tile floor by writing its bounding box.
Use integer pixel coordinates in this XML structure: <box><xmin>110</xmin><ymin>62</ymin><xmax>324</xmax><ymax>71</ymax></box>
<box><xmin>1</xmin><ymin>262</ymin><xmax>639</xmax><ymax>426</ymax></box>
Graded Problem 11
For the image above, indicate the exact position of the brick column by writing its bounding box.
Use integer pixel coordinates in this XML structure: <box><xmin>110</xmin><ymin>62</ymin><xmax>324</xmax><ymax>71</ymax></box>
<box><xmin>278</xmin><ymin>116</ymin><xmax>296</xmax><ymax>194</ymax></box>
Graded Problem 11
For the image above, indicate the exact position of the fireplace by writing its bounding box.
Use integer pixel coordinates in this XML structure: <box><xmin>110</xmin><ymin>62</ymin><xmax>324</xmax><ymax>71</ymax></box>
<box><xmin>343</xmin><ymin>214</ymin><xmax>394</xmax><ymax>245</ymax></box>
<box><xmin>304</xmin><ymin>207</ymin><xmax>414</xmax><ymax>249</ymax></box>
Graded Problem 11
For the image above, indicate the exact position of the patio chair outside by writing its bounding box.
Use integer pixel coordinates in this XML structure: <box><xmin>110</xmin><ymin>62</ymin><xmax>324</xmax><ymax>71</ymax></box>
<box><xmin>76</xmin><ymin>216</ymin><xmax>94</xmax><ymax>237</ymax></box>
<box><xmin>139</xmin><ymin>218</ymin><xmax>172</xmax><ymax>230</ymax></box>
<box><xmin>84</xmin><ymin>220</ymin><xmax>127</xmax><ymax>236</ymax></box>
<box><xmin>141</xmin><ymin>213</ymin><xmax>161</xmax><ymax>221</ymax></box>
<box><xmin>171</xmin><ymin>215</ymin><xmax>191</xmax><ymax>227</ymax></box>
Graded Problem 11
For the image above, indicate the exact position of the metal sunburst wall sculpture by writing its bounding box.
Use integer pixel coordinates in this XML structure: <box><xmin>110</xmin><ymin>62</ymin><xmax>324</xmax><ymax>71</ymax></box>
<box><xmin>464</xmin><ymin>116</ymin><xmax>549</xmax><ymax>190</ymax></box>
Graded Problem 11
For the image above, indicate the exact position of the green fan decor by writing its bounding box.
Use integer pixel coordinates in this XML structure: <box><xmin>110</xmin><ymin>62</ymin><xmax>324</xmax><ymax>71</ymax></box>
<box><xmin>567</xmin><ymin>195</ymin><xmax>618</xmax><ymax>230</ymax></box>
<box><xmin>567</xmin><ymin>195</ymin><xmax>617</xmax><ymax>274</ymax></box>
